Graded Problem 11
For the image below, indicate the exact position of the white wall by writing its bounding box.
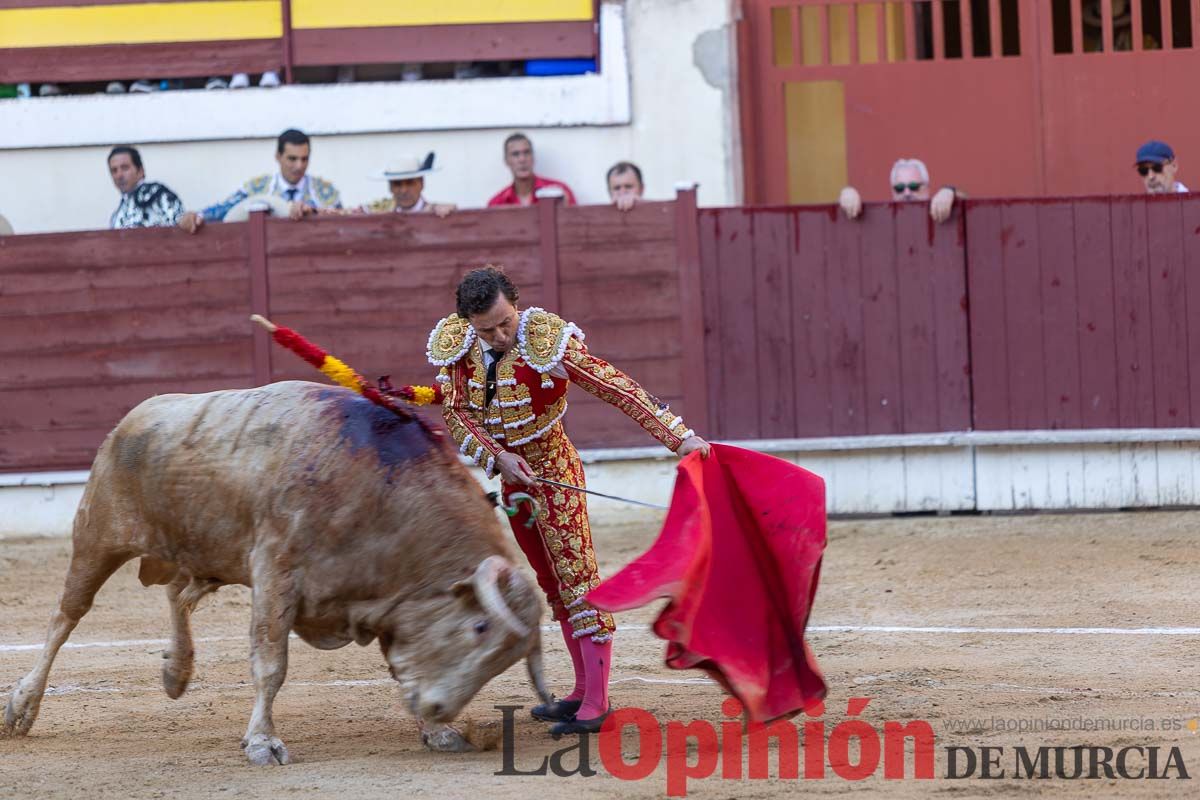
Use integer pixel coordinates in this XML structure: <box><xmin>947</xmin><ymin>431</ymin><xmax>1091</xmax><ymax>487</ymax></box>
<box><xmin>0</xmin><ymin>0</ymin><xmax>739</xmax><ymax>234</ymax></box>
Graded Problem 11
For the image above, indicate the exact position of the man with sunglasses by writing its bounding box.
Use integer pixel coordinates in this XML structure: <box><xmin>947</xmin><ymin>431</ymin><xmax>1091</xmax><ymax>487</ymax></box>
<box><xmin>1135</xmin><ymin>141</ymin><xmax>1188</xmax><ymax>194</ymax></box>
<box><xmin>838</xmin><ymin>158</ymin><xmax>962</xmax><ymax>223</ymax></box>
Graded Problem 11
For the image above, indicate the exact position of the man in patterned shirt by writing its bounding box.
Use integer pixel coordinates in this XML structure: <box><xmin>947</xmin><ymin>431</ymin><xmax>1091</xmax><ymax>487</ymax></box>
<box><xmin>426</xmin><ymin>266</ymin><xmax>710</xmax><ymax>734</ymax></box>
<box><xmin>178</xmin><ymin>129</ymin><xmax>342</xmax><ymax>234</ymax></box>
<box><xmin>107</xmin><ymin>146</ymin><xmax>184</xmax><ymax>229</ymax></box>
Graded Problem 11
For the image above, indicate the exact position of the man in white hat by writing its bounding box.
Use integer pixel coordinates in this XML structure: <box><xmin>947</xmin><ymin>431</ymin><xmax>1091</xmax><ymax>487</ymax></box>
<box><xmin>360</xmin><ymin>153</ymin><xmax>455</xmax><ymax>218</ymax></box>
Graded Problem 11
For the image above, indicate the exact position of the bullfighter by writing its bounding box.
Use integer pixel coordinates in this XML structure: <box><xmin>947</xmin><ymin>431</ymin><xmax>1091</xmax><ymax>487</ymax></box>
<box><xmin>425</xmin><ymin>266</ymin><xmax>711</xmax><ymax>734</ymax></box>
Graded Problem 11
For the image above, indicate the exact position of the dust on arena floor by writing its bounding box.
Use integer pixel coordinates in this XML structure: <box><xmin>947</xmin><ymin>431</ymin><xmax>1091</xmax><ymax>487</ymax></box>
<box><xmin>2</xmin><ymin>509</ymin><xmax>1199</xmax><ymax>798</ymax></box>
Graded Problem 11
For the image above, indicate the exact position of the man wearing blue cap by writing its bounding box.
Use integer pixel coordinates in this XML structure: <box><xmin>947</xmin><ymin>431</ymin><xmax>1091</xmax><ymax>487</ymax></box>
<box><xmin>1135</xmin><ymin>141</ymin><xmax>1188</xmax><ymax>194</ymax></box>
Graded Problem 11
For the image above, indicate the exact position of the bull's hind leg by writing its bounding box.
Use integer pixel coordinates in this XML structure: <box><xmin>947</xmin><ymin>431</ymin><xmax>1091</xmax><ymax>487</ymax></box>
<box><xmin>3</xmin><ymin>549</ymin><xmax>130</xmax><ymax>737</ymax></box>
<box><xmin>138</xmin><ymin>561</ymin><xmax>218</xmax><ymax>699</ymax></box>
<box><xmin>240</xmin><ymin>557</ymin><xmax>296</xmax><ymax>766</ymax></box>
<box><xmin>161</xmin><ymin>575</ymin><xmax>202</xmax><ymax>699</ymax></box>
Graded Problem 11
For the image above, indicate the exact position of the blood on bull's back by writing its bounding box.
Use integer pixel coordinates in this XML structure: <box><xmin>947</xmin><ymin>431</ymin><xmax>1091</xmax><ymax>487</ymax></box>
<box><xmin>89</xmin><ymin>380</ymin><xmax>507</xmax><ymax>595</ymax></box>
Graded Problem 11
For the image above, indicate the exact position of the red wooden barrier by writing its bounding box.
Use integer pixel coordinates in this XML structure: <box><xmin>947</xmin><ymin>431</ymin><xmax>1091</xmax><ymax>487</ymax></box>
<box><xmin>0</xmin><ymin>202</ymin><xmax>693</xmax><ymax>472</ymax></box>
<box><xmin>262</xmin><ymin>207</ymin><xmax>544</xmax><ymax>386</ymax></box>
<box><xmin>556</xmin><ymin>200</ymin><xmax>689</xmax><ymax>447</ymax></box>
<box><xmin>6</xmin><ymin>194</ymin><xmax>1200</xmax><ymax>475</ymax></box>
<box><xmin>967</xmin><ymin>194</ymin><xmax>1200</xmax><ymax>429</ymax></box>
<box><xmin>699</xmin><ymin>202</ymin><xmax>971</xmax><ymax>440</ymax></box>
<box><xmin>0</xmin><ymin>223</ymin><xmax>254</xmax><ymax>470</ymax></box>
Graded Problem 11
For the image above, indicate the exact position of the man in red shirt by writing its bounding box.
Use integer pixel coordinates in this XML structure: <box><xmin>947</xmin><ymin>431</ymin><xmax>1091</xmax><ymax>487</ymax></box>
<box><xmin>487</xmin><ymin>132</ymin><xmax>577</xmax><ymax>207</ymax></box>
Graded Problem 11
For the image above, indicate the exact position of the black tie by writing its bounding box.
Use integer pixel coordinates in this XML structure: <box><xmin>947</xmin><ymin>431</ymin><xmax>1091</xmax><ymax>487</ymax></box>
<box><xmin>284</xmin><ymin>188</ymin><xmax>297</xmax><ymax>201</ymax></box>
<box><xmin>485</xmin><ymin>352</ymin><xmax>502</xmax><ymax>407</ymax></box>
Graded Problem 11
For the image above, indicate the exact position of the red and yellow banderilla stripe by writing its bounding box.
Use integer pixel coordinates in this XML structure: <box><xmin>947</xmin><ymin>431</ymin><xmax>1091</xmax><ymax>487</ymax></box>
<box><xmin>249</xmin><ymin>314</ymin><xmax>442</xmax><ymax>408</ymax></box>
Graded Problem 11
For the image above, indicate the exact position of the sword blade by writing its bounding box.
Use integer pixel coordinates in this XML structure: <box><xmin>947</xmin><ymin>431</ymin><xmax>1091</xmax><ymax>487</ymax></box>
<box><xmin>536</xmin><ymin>477</ymin><xmax>669</xmax><ymax>510</ymax></box>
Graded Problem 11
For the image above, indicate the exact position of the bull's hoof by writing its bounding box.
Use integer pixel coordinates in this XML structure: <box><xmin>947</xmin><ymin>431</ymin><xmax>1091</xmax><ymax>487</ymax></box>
<box><xmin>242</xmin><ymin>733</ymin><xmax>291</xmax><ymax>766</ymax></box>
<box><xmin>161</xmin><ymin>661</ymin><xmax>192</xmax><ymax>699</ymax></box>
<box><xmin>421</xmin><ymin>724</ymin><xmax>476</xmax><ymax>753</ymax></box>
<box><xmin>3</xmin><ymin>684</ymin><xmax>41</xmax><ymax>737</ymax></box>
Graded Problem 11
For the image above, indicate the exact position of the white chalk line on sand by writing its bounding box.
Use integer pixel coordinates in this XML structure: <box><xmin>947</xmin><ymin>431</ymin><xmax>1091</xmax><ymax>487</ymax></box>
<box><xmin>13</xmin><ymin>677</ymin><xmax>1200</xmax><ymax>702</ymax></box>
<box><xmin>0</xmin><ymin>635</ymin><xmax>240</xmax><ymax>653</ymax></box>
<box><xmin>808</xmin><ymin>625</ymin><xmax>1200</xmax><ymax>636</ymax></box>
<box><xmin>0</xmin><ymin>675</ymin><xmax>719</xmax><ymax>700</ymax></box>
<box><xmin>4</xmin><ymin>623</ymin><xmax>1200</xmax><ymax>655</ymax></box>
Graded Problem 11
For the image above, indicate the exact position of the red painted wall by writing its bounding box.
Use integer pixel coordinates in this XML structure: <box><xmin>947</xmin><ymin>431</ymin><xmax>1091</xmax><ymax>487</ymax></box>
<box><xmin>742</xmin><ymin>0</ymin><xmax>1200</xmax><ymax>203</ymax></box>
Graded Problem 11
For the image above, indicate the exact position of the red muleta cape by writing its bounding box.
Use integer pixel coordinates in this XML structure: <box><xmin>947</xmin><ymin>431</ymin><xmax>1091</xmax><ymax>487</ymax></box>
<box><xmin>587</xmin><ymin>443</ymin><xmax>827</xmax><ymax>723</ymax></box>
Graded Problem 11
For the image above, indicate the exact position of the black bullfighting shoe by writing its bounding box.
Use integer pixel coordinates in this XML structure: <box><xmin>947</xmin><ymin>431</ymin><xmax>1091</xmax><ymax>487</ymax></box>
<box><xmin>549</xmin><ymin>707</ymin><xmax>612</xmax><ymax>738</ymax></box>
<box><xmin>530</xmin><ymin>696</ymin><xmax>582</xmax><ymax>722</ymax></box>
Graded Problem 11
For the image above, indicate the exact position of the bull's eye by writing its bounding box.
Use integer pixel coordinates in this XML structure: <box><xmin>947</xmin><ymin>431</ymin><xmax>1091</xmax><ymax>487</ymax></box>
<box><xmin>473</xmin><ymin>620</ymin><xmax>489</xmax><ymax>636</ymax></box>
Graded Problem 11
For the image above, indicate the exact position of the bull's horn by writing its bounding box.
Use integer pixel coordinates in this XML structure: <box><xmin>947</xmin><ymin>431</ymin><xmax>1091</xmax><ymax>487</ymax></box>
<box><xmin>473</xmin><ymin>556</ymin><xmax>531</xmax><ymax>638</ymax></box>
<box><xmin>526</xmin><ymin>629</ymin><xmax>552</xmax><ymax>705</ymax></box>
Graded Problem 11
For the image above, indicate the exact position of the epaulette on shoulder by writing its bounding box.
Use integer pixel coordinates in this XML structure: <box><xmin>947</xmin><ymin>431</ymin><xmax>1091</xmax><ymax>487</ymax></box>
<box><xmin>364</xmin><ymin>196</ymin><xmax>395</xmax><ymax>214</ymax></box>
<box><xmin>311</xmin><ymin>176</ymin><xmax>340</xmax><ymax>204</ymax></box>
<box><xmin>517</xmin><ymin>307</ymin><xmax>584</xmax><ymax>374</ymax></box>
<box><xmin>244</xmin><ymin>174</ymin><xmax>272</xmax><ymax>194</ymax></box>
<box><xmin>427</xmin><ymin>314</ymin><xmax>476</xmax><ymax>367</ymax></box>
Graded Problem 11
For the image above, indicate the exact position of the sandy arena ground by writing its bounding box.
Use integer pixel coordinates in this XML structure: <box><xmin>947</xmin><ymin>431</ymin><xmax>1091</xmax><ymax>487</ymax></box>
<box><xmin>3</xmin><ymin>509</ymin><xmax>1200</xmax><ymax>798</ymax></box>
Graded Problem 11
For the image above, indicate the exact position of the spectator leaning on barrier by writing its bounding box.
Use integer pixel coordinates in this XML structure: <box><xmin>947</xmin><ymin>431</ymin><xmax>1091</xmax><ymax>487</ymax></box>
<box><xmin>107</xmin><ymin>146</ymin><xmax>184</xmax><ymax>229</ymax></box>
<box><xmin>487</xmin><ymin>132</ymin><xmax>576</xmax><ymax>207</ymax></box>
<box><xmin>1135</xmin><ymin>140</ymin><xmax>1188</xmax><ymax>194</ymax></box>
<box><xmin>607</xmin><ymin>161</ymin><xmax>644</xmax><ymax>212</ymax></box>
<box><xmin>178</xmin><ymin>129</ymin><xmax>342</xmax><ymax>234</ymax></box>
<box><xmin>359</xmin><ymin>153</ymin><xmax>456</xmax><ymax>218</ymax></box>
<box><xmin>839</xmin><ymin>158</ymin><xmax>963</xmax><ymax>223</ymax></box>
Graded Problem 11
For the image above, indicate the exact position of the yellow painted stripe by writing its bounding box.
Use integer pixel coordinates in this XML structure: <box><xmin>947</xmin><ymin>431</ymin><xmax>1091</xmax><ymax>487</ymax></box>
<box><xmin>0</xmin><ymin>2</ymin><xmax>281</xmax><ymax>49</ymax></box>
<box><xmin>292</xmin><ymin>0</ymin><xmax>593</xmax><ymax>30</ymax></box>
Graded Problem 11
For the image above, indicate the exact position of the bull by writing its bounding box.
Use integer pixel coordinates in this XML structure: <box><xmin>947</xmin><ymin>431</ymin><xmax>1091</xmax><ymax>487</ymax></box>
<box><xmin>3</xmin><ymin>381</ymin><xmax>550</xmax><ymax>764</ymax></box>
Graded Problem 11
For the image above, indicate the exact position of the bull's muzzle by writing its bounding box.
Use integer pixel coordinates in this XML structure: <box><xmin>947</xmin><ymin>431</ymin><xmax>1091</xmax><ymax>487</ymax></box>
<box><xmin>415</xmin><ymin>690</ymin><xmax>456</xmax><ymax>724</ymax></box>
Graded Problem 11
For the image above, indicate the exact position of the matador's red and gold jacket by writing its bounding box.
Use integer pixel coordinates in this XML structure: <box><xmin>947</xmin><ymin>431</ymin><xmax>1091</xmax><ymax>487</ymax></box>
<box><xmin>425</xmin><ymin>307</ymin><xmax>695</xmax><ymax>477</ymax></box>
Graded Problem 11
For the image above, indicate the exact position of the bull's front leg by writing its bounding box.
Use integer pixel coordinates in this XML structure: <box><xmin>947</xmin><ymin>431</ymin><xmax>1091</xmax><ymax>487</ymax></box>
<box><xmin>240</xmin><ymin>554</ymin><xmax>296</xmax><ymax>766</ymax></box>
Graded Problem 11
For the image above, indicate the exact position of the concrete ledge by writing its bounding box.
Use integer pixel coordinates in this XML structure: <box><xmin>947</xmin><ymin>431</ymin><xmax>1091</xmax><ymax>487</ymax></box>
<box><xmin>717</xmin><ymin>429</ymin><xmax>1200</xmax><ymax>452</ymax></box>
<box><xmin>0</xmin><ymin>483</ymin><xmax>87</xmax><ymax>539</ymax></box>
<box><xmin>0</xmin><ymin>470</ymin><xmax>90</xmax><ymax>487</ymax></box>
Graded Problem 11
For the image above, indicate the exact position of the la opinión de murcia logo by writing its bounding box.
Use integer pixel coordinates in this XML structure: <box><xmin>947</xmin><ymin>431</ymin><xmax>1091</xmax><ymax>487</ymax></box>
<box><xmin>494</xmin><ymin>699</ymin><xmax>1191</xmax><ymax>796</ymax></box>
<box><xmin>945</xmin><ymin>745</ymin><xmax>1190</xmax><ymax>780</ymax></box>
<box><xmin>497</xmin><ymin>697</ymin><xmax>935</xmax><ymax>795</ymax></box>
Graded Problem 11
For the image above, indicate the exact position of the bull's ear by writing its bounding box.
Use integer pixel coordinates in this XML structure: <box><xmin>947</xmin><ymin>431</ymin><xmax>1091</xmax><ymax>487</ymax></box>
<box><xmin>449</xmin><ymin>579</ymin><xmax>475</xmax><ymax>601</ymax></box>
